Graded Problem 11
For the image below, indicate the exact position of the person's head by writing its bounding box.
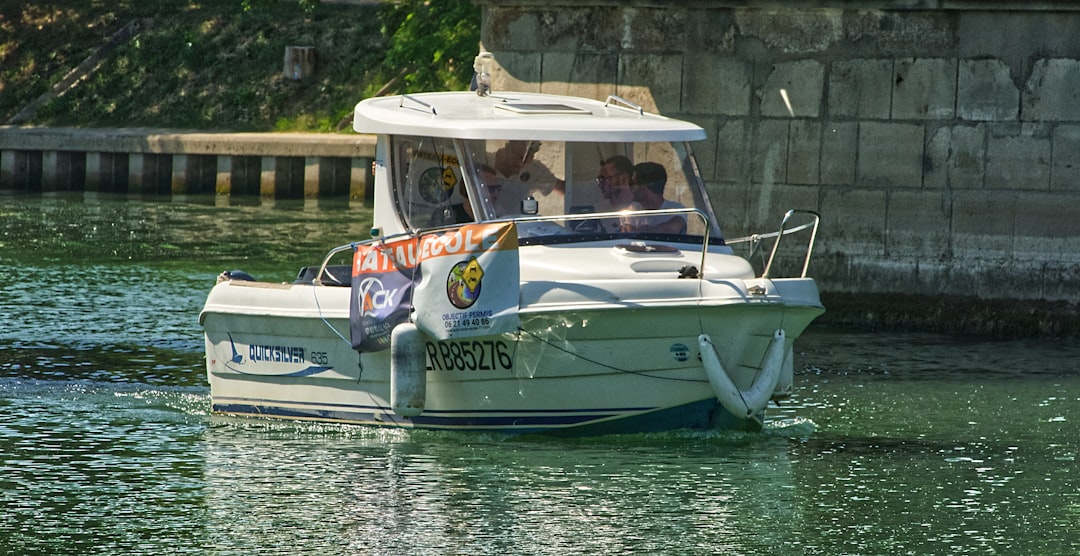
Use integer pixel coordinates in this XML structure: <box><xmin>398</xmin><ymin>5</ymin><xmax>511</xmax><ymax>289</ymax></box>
<box><xmin>476</xmin><ymin>163</ymin><xmax>501</xmax><ymax>203</ymax></box>
<box><xmin>495</xmin><ymin>140</ymin><xmax>540</xmax><ymax>175</ymax></box>
<box><xmin>631</xmin><ymin>162</ymin><xmax>667</xmax><ymax>208</ymax></box>
<box><xmin>598</xmin><ymin>155</ymin><xmax>633</xmax><ymax>207</ymax></box>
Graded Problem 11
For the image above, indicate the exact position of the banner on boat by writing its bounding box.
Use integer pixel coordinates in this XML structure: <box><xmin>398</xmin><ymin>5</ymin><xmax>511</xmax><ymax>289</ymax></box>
<box><xmin>349</xmin><ymin>237</ymin><xmax>420</xmax><ymax>352</ymax></box>
<box><xmin>413</xmin><ymin>222</ymin><xmax>520</xmax><ymax>340</ymax></box>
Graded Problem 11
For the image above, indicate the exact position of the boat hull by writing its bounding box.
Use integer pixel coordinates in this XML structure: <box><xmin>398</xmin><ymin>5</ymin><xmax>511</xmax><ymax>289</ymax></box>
<box><xmin>202</xmin><ymin>277</ymin><xmax>822</xmax><ymax>435</ymax></box>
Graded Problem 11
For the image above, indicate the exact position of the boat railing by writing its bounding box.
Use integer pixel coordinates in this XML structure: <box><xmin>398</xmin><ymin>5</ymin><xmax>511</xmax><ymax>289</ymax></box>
<box><xmin>603</xmin><ymin>95</ymin><xmax>645</xmax><ymax>116</ymax></box>
<box><xmin>309</xmin><ymin>209</ymin><xmax>716</xmax><ymax>284</ymax></box>
<box><xmin>310</xmin><ymin>210</ymin><xmax>817</xmax><ymax>284</ymax></box>
<box><xmin>489</xmin><ymin>207</ymin><xmax>710</xmax><ymax>235</ymax></box>
<box><xmin>725</xmin><ymin>209</ymin><xmax>820</xmax><ymax>279</ymax></box>
<box><xmin>310</xmin><ymin>230</ymin><xmax>417</xmax><ymax>286</ymax></box>
<box><xmin>491</xmin><ymin>207</ymin><xmax>715</xmax><ymax>275</ymax></box>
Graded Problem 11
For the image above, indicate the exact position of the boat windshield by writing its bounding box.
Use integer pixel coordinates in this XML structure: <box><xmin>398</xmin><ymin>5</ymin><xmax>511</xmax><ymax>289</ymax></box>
<box><xmin>390</xmin><ymin>135</ymin><xmax>722</xmax><ymax>242</ymax></box>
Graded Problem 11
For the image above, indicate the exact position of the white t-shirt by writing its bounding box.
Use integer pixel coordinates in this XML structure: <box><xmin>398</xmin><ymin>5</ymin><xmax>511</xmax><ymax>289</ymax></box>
<box><xmin>639</xmin><ymin>200</ymin><xmax>687</xmax><ymax>232</ymax></box>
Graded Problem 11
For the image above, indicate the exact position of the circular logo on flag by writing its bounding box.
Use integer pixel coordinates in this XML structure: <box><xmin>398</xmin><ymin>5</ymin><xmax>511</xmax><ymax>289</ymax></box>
<box><xmin>446</xmin><ymin>256</ymin><xmax>484</xmax><ymax>309</ymax></box>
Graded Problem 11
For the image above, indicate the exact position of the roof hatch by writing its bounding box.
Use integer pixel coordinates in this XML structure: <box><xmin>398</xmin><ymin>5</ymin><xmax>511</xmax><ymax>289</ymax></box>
<box><xmin>494</xmin><ymin>103</ymin><xmax>590</xmax><ymax>115</ymax></box>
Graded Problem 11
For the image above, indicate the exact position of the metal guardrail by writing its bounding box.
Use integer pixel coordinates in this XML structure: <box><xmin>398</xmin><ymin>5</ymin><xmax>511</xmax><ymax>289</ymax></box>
<box><xmin>313</xmin><ymin>208</ymin><xmax>819</xmax><ymax>285</ymax></box>
<box><xmin>313</xmin><ymin>208</ymin><xmax>714</xmax><ymax>283</ymax></box>
<box><xmin>727</xmin><ymin>209</ymin><xmax>820</xmax><ymax>279</ymax></box>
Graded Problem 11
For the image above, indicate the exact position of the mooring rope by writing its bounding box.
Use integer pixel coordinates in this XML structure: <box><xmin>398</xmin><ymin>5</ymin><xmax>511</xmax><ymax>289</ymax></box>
<box><xmin>311</xmin><ymin>285</ymin><xmax>352</xmax><ymax>346</ymax></box>
<box><xmin>516</xmin><ymin>327</ymin><xmax>706</xmax><ymax>383</ymax></box>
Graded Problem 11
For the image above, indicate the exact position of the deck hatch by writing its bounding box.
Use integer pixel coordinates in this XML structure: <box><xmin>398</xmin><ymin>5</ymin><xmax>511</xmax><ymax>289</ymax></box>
<box><xmin>495</xmin><ymin>103</ymin><xmax>590</xmax><ymax>115</ymax></box>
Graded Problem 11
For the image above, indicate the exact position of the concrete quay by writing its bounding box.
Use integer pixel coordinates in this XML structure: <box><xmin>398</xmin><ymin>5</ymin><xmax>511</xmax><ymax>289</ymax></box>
<box><xmin>478</xmin><ymin>0</ymin><xmax>1080</xmax><ymax>334</ymax></box>
<box><xmin>0</xmin><ymin>127</ymin><xmax>376</xmax><ymax>201</ymax></box>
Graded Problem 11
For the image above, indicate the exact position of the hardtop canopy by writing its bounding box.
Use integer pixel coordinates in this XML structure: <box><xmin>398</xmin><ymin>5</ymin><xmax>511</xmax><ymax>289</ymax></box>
<box><xmin>352</xmin><ymin>91</ymin><xmax>707</xmax><ymax>143</ymax></box>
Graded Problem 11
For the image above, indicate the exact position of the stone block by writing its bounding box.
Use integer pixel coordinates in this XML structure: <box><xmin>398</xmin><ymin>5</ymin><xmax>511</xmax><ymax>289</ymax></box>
<box><xmin>750</xmin><ymin>183</ymin><xmax>820</xmax><ymax>229</ymax></box>
<box><xmin>1051</xmin><ymin>124</ymin><xmax>1080</xmax><ymax>191</ymax></box>
<box><xmin>946</xmin><ymin>124</ymin><xmax>988</xmax><ymax>190</ymax></box>
<box><xmin>892</xmin><ymin>58</ymin><xmax>957</xmax><ymax>120</ymax></box>
<box><xmin>820</xmin><ymin>121</ymin><xmax>857</xmax><ymax>185</ymax></box>
<box><xmin>539</xmin><ymin>52</ymin><xmax>618</xmax><ymax>100</ymax></box>
<box><xmin>760</xmin><ymin>59</ymin><xmax>824</xmax><ymax>118</ymax></box>
<box><xmin>885</xmin><ymin>189</ymin><xmax>952</xmax><ymax>259</ymax></box>
<box><xmin>489</xmin><ymin>51</ymin><xmax>542</xmax><ymax>93</ymax></box>
<box><xmin>951</xmin><ymin>189</ymin><xmax>1017</xmax><ymax>258</ymax></box>
<box><xmin>958</xmin><ymin>12</ymin><xmax>1080</xmax><ymax>61</ymax></box>
<box><xmin>751</xmin><ymin>119</ymin><xmax>789</xmax><ymax>185</ymax></box>
<box><xmin>923</xmin><ymin>125</ymin><xmax>949</xmax><ymax>189</ymax></box>
<box><xmin>828</xmin><ymin>59</ymin><xmax>893</xmax><ymax>119</ymax></box>
<box><xmin>1022</xmin><ymin>58</ymin><xmax>1080</xmax><ymax>122</ymax></box>
<box><xmin>985</xmin><ymin>123</ymin><xmax>1051</xmax><ymax>191</ymax></box>
<box><xmin>818</xmin><ymin>187</ymin><xmax>887</xmax><ymax>257</ymax></box>
<box><xmin>622</xmin><ymin>7</ymin><xmax>691</xmax><ymax>53</ymax></box>
<box><xmin>857</xmin><ymin>122</ymin><xmax>924</xmax><ymax>188</ymax></box>
<box><xmin>682</xmin><ymin>10</ymin><xmax>736</xmax><ymax>55</ymax></box>
<box><xmin>1015</xmin><ymin>191</ymin><xmax>1080</xmax><ymax>243</ymax></box>
<box><xmin>617</xmin><ymin>54</ymin><xmax>683</xmax><ymax>114</ymax></box>
<box><xmin>709</xmin><ymin>181</ymin><xmax>752</xmax><ymax>239</ymax></box>
<box><xmin>845</xmin><ymin>11</ymin><xmax>954</xmax><ymax>57</ymax></box>
<box><xmin>482</xmin><ymin>9</ymin><xmax>546</xmax><ymax>52</ymax></box>
<box><xmin>714</xmin><ymin>118</ymin><xmax>750</xmax><ymax>184</ymax></box>
<box><xmin>925</xmin><ymin>124</ymin><xmax>987</xmax><ymax>190</ymax></box>
<box><xmin>736</xmin><ymin>9</ymin><xmax>842</xmax><ymax>54</ymax></box>
<box><xmin>957</xmin><ymin>59</ymin><xmax>1019</xmax><ymax>121</ymax></box>
<box><xmin>1014</xmin><ymin>191</ymin><xmax>1080</xmax><ymax>250</ymax></box>
<box><xmin>787</xmin><ymin>119</ymin><xmax>820</xmax><ymax>185</ymax></box>
<box><xmin>684</xmin><ymin>115</ymin><xmax>719</xmax><ymax>182</ymax></box>
<box><xmin>682</xmin><ymin>56</ymin><xmax>751</xmax><ymax>116</ymax></box>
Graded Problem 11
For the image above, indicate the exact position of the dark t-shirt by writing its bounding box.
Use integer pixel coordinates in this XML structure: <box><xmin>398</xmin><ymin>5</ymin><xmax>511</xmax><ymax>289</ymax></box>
<box><xmin>430</xmin><ymin>203</ymin><xmax>472</xmax><ymax>226</ymax></box>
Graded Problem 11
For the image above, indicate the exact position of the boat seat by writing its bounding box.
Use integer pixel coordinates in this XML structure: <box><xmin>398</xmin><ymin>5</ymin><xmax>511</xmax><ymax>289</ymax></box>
<box><xmin>294</xmin><ymin>265</ymin><xmax>352</xmax><ymax>286</ymax></box>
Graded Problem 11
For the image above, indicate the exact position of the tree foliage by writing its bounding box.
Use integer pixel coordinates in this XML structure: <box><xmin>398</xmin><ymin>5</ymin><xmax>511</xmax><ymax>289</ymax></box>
<box><xmin>375</xmin><ymin>0</ymin><xmax>481</xmax><ymax>94</ymax></box>
<box><xmin>242</xmin><ymin>0</ymin><xmax>320</xmax><ymax>13</ymax></box>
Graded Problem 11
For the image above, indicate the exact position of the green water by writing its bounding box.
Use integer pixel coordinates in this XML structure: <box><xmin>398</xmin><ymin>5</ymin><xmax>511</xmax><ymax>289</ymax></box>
<box><xmin>1</xmin><ymin>196</ymin><xmax>1078</xmax><ymax>555</ymax></box>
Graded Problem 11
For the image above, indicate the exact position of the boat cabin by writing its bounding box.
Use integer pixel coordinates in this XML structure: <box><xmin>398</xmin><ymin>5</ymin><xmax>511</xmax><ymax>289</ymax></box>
<box><xmin>354</xmin><ymin>92</ymin><xmax>725</xmax><ymax>246</ymax></box>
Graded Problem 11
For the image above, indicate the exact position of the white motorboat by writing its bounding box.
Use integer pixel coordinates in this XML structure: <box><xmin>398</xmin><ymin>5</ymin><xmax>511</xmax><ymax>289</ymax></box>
<box><xmin>201</xmin><ymin>60</ymin><xmax>824</xmax><ymax>435</ymax></box>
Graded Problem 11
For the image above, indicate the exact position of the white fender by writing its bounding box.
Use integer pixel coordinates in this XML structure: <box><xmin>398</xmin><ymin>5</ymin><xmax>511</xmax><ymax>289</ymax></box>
<box><xmin>773</xmin><ymin>346</ymin><xmax>795</xmax><ymax>400</ymax></box>
<box><xmin>698</xmin><ymin>329</ymin><xmax>788</xmax><ymax>419</ymax></box>
<box><xmin>390</xmin><ymin>322</ymin><xmax>427</xmax><ymax>417</ymax></box>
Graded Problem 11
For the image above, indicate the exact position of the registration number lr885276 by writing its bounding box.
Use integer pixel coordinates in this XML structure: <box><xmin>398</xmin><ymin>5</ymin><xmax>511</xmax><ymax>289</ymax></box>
<box><xmin>425</xmin><ymin>340</ymin><xmax>513</xmax><ymax>371</ymax></box>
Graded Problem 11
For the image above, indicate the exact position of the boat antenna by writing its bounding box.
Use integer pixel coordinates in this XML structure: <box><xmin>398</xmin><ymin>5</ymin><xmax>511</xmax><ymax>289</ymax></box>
<box><xmin>473</xmin><ymin>52</ymin><xmax>493</xmax><ymax>97</ymax></box>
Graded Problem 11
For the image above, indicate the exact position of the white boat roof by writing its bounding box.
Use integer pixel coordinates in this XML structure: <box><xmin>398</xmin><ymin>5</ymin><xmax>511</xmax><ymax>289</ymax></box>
<box><xmin>352</xmin><ymin>91</ymin><xmax>706</xmax><ymax>143</ymax></box>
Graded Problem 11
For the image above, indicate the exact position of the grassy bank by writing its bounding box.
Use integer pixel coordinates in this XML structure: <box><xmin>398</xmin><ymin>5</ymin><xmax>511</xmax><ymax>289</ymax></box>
<box><xmin>0</xmin><ymin>0</ymin><xmax>477</xmax><ymax>132</ymax></box>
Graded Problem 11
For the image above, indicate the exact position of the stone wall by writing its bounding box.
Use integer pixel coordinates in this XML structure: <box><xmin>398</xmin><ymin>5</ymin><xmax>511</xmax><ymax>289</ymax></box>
<box><xmin>478</xmin><ymin>0</ymin><xmax>1080</xmax><ymax>306</ymax></box>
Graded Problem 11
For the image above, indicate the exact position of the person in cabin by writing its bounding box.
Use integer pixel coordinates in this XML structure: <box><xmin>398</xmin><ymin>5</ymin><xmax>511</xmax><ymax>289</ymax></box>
<box><xmin>491</xmin><ymin>140</ymin><xmax>564</xmax><ymax>215</ymax></box>
<box><xmin>624</xmin><ymin>162</ymin><xmax>688</xmax><ymax>234</ymax></box>
<box><xmin>594</xmin><ymin>155</ymin><xmax>642</xmax><ymax>233</ymax></box>
<box><xmin>430</xmin><ymin>164</ymin><xmax>501</xmax><ymax>226</ymax></box>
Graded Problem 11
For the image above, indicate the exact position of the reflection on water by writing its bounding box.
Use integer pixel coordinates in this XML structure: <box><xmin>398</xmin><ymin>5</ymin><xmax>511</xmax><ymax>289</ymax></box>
<box><xmin>200</xmin><ymin>422</ymin><xmax>809</xmax><ymax>555</ymax></box>
<box><xmin>1</xmin><ymin>198</ymin><xmax>1080</xmax><ymax>554</ymax></box>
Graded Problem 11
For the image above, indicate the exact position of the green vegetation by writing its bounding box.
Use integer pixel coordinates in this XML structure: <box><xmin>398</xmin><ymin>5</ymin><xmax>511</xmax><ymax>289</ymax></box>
<box><xmin>0</xmin><ymin>0</ymin><xmax>480</xmax><ymax>132</ymax></box>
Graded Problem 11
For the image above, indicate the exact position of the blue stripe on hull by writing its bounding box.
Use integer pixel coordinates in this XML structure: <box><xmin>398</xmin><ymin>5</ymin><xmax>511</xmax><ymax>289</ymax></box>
<box><xmin>211</xmin><ymin>398</ymin><xmax>757</xmax><ymax>436</ymax></box>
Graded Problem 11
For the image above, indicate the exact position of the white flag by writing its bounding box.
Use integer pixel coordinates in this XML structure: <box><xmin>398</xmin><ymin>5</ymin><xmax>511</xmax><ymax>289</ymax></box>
<box><xmin>413</xmin><ymin>222</ymin><xmax>520</xmax><ymax>340</ymax></box>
